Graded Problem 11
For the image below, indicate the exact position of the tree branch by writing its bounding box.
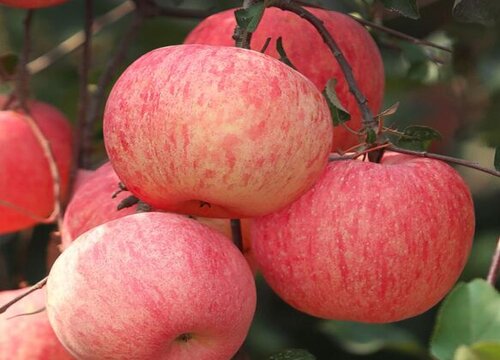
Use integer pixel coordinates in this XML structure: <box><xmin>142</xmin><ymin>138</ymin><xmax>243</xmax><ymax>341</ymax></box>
<box><xmin>0</xmin><ymin>276</ymin><xmax>48</xmax><ymax>314</ymax></box>
<box><xmin>270</xmin><ymin>1</ymin><xmax>377</xmax><ymax>130</ymax></box>
<box><xmin>231</xmin><ymin>219</ymin><xmax>243</xmax><ymax>252</ymax></box>
<box><xmin>487</xmin><ymin>237</ymin><xmax>500</xmax><ymax>287</ymax></box>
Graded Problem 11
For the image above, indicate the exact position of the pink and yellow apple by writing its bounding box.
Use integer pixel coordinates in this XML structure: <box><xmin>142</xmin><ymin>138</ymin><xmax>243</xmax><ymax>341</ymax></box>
<box><xmin>0</xmin><ymin>98</ymin><xmax>73</xmax><ymax>234</ymax></box>
<box><xmin>184</xmin><ymin>7</ymin><xmax>385</xmax><ymax>151</ymax></box>
<box><xmin>252</xmin><ymin>153</ymin><xmax>475</xmax><ymax>323</ymax></box>
<box><xmin>47</xmin><ymin>212</ymin><xmax>256</xmax><ymax>359</ymax></box>
<box><xmin>104</xmin><ymin>44</ymin><xmax>332</xmax><ymax>218</ymax></box>
<box><xmin>0</xmin><ymin>0</ymin><xmax>67</xmax><ymax>8</ymax></box>
<box><xmin>0</xmin><ymin>289</ymin><xmax>73</xmax><ymax>359</ymax></box>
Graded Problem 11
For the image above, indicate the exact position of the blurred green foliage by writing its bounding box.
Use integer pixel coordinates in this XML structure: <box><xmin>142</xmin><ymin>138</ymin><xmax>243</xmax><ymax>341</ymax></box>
<box><xmin>0</xmin><ymin>1</ymin><xmax>499</xmax><ymax>359</ymax></box>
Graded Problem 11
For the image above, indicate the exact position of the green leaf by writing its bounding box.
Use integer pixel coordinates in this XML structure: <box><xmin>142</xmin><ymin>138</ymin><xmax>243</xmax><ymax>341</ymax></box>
<box><xmin>276</xmin><ymin>37</ymin><xmax>297</xmax><ymax>70</ymax></box>
<box><xmin>268</xmin><ymin>349</ymin><xmax>316</xmax><ymax>360</ymax></box>
<box><xmin>431</xmin><ymin>279</ymin><xmax>500</xmax><ymax>360</ymax></box>
<box><xmin>234</xmin><ymin>2</ymin><xmax>266</xmax><ymax>33</ymax></box>
<box><xmin>494</xmin><ymin>147</ymin><xmax>500</xmax><ymax>171</ymax></box>
<box><xmin>454</xmin><ymin>342</ymin><xmax>500</xmax><ymax>360</ymax></box>
<box><xmin>381</xmin><ymin>0</ymin><xmax>420</xmax><ymax>19</ymax></box>
<box><xmin>452</xmin><ymin>0</ymin><xmax>500</xmax><ymax>26</ymax></box>
<box><xmin>320</xmin><ymin>321</ymin><xmax>423</xmax><ymax>355</ymax></box>
<box><xmin>396</xmin><ymin>125</ymin><xmax>442</xmax><ymax>151</ymax></box>
<box><xmin>322</xmin><ymin>79</ymin><xmax>350</xmax><ymax>127</ymax></box>
<box><xmin>0</xmin><ymin>53</ymin><xmax>19</xmax><ymax>78</ymax></box>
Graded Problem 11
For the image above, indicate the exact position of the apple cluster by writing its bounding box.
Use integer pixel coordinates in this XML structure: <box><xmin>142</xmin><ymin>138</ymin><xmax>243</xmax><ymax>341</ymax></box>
<box><xmin>0</xmin><ymin>6</ymin><xmax>475</xmax><ymax>360</ymax></box>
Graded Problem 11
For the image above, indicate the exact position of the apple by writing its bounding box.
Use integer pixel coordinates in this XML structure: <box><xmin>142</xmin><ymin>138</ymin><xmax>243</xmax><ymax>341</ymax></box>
<box><xmin>0</xmin><ymin>0</ymin><xmax>67</xmax><ymax>8</ymax></box>
<box><xmin>0</xmin><ymin>98</ymin><xmax>73</xmax><ymax>234</ymax></box>
<box><xmin>184</xmin><ymin>7</ymin><xmax>385</xmax><ymax>151</ymax></box>
<box><xmin>0</xmin><ymin>289</ymin><xmax>73</xmax><ymax>359</ymax></box>
<box><xmin>251</xmin><ymin>152</ymin><xmax>475</xmax><ymax>323</ymax></box>
<box><xmin>61</xmin><ymin>162</ymin><xmax>258</xmax><ymax>272</ymax></box>
<box><xmin>47</xmin><ymin>212</ymin><xmax>256</xmax><ymax>359</ymax></box>
<box><xmin>103</xmin><ymin>44</ymin><xmax>332</xmax><ymax>218</ymax></box>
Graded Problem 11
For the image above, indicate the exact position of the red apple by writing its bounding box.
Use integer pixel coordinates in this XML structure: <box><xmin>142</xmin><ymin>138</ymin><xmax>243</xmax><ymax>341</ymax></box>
<box><xmin>252</xmin><ymin>152</ymin><xmax>474</xmax><ymax>323</ymax></box>
<box><xmin>0</xmin><ymin>0</ymin><xmax>67</xmax><ymax>8</ymax></box>
<box><xmin>184</xmin><ymin>7</ymin><xmax>385</xmax><ymax>151</ymax></box>
<box><xmin>0</xmin><ymin>289</ymin><xmax>73</xmax><ymax>359</ymax></box>
<box><xmin>0</xmin><ymin>98</ymin><xmax>73</xmax><ymax>234</ymax></box>
<box><xmin>104</xmin><ymin>44</ymin><xmax>332</xmax><ymax>218</ymax></box>
<box><xmin>47</xmin><ymin>212</ymin><xmax>256</xmax><ymax>359</ymax></box>
<box><xmin>62</xmin><ymin>162</ymin><xmax>258</xmax><ymax>272</ymax></box>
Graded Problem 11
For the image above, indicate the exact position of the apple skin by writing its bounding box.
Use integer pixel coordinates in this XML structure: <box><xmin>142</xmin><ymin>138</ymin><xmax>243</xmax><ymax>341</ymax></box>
<box><xmin>251</xmin><ymin>152</ymin><xmax>474</xmax><ymax>323</ymax></box>
<box><xmin>0</xmin><ymin>0</ymin><xmax>67</xmax><ymax>8</ymax></box>
<box><xmin>47</xmin><ymin>212</ymin><xmax>256</xmax><ymax>359</ymax></box>
<box><xmin>184</xmin><ymin>7</ymin><xmax>385</xmax><ymax>151</ymax></box>
<box><xmin>0</xmin><ymin>289</ymin><xmax>73</xmax><ymax>359</ymax></box>
<box><xmin>0</xmin><ymin>99</ymin><xmax>73</xmax><ymax>234</ymax></box>
<box><xmin>103</xmin><ymin>44</ymin><xmax>332</xmax><ymax>218</ymax></box>
<box><xmin>61</xmin><ymin>162</ymin><xmax>257</xmax><ymax>272</ymax></box>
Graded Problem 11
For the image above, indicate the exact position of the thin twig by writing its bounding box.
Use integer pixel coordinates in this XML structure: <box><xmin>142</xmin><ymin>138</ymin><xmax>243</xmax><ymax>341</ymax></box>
<box><xmin>487</xmin><ymin>237</ymin><xmax>500</xmax><ymax>286</ymax></box>
<box><xmin>387</xmin><ymin>145</ymin><xmax>500</xmax><ymax>177</ymax></box>
<box><xmin>230</xmin><ymin>219</ymin><xmax>243</xmax><ymax>252</ymax></box>
<box><xmin>270</xmin><ymin>1</ymin><xmax>376</xmax><ymax>130</ymax></box>
<box><xmin>350</xmin><ymin>15</ymin><xmax>452</xmax><ymax>53</ymax></box>
<box><xmin>16</xmin><ymin>10</ymin><xmax>34</xmax><ymax>107</ymax></box>
<box><xmin>0</xmin><ymin>277</ymin><xmax>48</xmax><ymax>314</ymax></box>
<box><xmin>74</xmin><ymin>0</ymin><xmax>93</xmax><ymax>170</ymax></box>
<box><xmin>81</xmin><ymin>9</ymin><xmax>144</xmax><ymax>169</ymax></box>
<box><xmin>27</xmin><ymin>1</ymin><xmax>135</xmax><ymax>74</ymax></box>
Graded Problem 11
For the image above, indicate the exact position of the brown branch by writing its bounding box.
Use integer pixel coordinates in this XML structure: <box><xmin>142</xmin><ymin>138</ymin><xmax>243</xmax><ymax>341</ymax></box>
<box><xmin>487</xmin><ymin>237</ymin><xmax>500</xmax><ymax>286</ymax></box>
<box><xmin>270</xmin><ymin>1</ymin><xmax>377</xmax><ymax>130</ymax></box>
<box><xmin>230</xmin><ymin>219</ymin><xmax>243</xmax><ymax>252</ymax></box>
<box><xmin>16</xmin><ymin>10</ymin><xmax>34</xmax><ymax>107</ymax></box>
<box><xmin>81</xmin><ymin>8</ymin><xmax>144</xmax><ymax>169</ymax></box>
<box><xmin>0</xmin><ymin>277</ymin><xmax>47</xmax><ymax>314</ymax></box>
<box><xmin>74</xmin><ymin>0</ymin><xmax>93</xmax><ymax>171</ymax></box>
<box><xmin>387</xmin><ymin>145</ymin><xmax>500</xmax><ymax>177</ymax></box>
<box><xmin>350</xmin><ymin>15</ymin><xmax>452</xmax><ymax>53</ymax></box>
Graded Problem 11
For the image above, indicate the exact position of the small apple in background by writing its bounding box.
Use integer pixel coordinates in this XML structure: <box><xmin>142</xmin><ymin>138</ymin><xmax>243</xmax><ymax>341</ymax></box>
<box><xmin>252</xmin><ymin>152</ymin><xmax>475</xmax><ymax>323</ymax></box>
<box><xmin>47</xmin><ymin>212</ymin><xmax>256</xmax><ymax>360</ymax></box>
<box><xmin>0</xmin><ymin>0</ymin><xmax>67</xmax><ymax>8</ymax></box>
<box><xmin>104</xmin><ymin>44</ymin><xmax>332</xmax><ymax>218</ymax></box>
<box><xmin>0</xmin><ymin>98</ymin><xmax>73</xmax><ymax>234</ymax></box>
<box><xmin>0</xmin><ymin>289</ymin><xmax>73</xmax><ymax>359</ymax></box>
<box><xmin>184</xmin><ymin>7</ymin><xmax>385</xmax><ymax>151</ymax></box>
<box><xmin>61</xmin><ymin>162</ymin><xmax>257</xmax><ymax>272</ymax></box>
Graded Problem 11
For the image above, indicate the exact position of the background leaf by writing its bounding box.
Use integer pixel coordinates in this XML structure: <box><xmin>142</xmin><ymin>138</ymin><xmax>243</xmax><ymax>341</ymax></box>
<box><xmin>268</xmin><ymin>349</ymin><xmax>316</xmax><ymax>360</ymax></box>
<box><xmin>452</xmin><ymin>0</ymin><xmax>500</xmax><ymax>26</ymax></box>
<box><xmin>494</xmin><ymin>147</ymin><xmax>499</xmax><ymax>171</ymax></box>
<box><xmin>454</xmin><ymin>342</ymin><xmax>500</xmax><ymax>360</ymax></box>
<box><xmin>319</xmin><ymin>321</ymin><xmax>423</xmax><ymax>356</ymax></box>
<box><xmin>431</xmin><ymin>279</ymin><xmax>500</xmax><ymax>360</ymax></box>
<box><xmin>381</xmin><ymin>0</ymin><xmax>420</xmax><ymax>19</ymax></box>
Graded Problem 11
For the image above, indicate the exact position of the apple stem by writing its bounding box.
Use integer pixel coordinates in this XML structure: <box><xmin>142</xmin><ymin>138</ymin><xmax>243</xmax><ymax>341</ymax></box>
<box><xmin>234</xmin><ymin>0</ymin><xmax>260</xmax><ymax>49</ymax></box>
<box><xmin>487</xmin><ymin>237</ymin><xmax>500</xmax><ymax>287</ymax></box>
<box><xmin>0</xmin><ymin>276</ymin><xmax>48</xmax><ymax>315</ymax></box>
<box><xmin>231</xmin><ymin>219</ymin><xmax>244</xmax><ymax>252</ymax></box>
<box><xmin>269</xmin><ymin>1</ymin><xmax>378</xmax><ymax>132</ymax></box>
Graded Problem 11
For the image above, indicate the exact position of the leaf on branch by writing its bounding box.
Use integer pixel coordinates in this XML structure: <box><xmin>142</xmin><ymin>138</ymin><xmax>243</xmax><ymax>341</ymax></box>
<box><xmin>494</xmin><ymin>147</ymin><xmax>500</xmax><ymax>171</ymax></box>
<box><xmin>366</xmin><ymin>128</ymin><xmax>377</xmax><ymax>144</ymax></box>
<box><xmin>319</xmin><ymin>320</ymin><xmax>422</xmax><ymax>355</ymax></box>
<box><xmin>0</xmin><ymin>53</ymin><xmax>19</xmax><ymax>80</ymax></box>
<box><xmin>396</xmin><ymin>125</ymin><xmax>442</xmax><ymax>151</ymax></box>
<box><xmin>268</xmin><ymin>349</ymin><xmax>316</xmax><ymax>360</ymax></box>
<box><xmin>381</xmin><ymin>0</ymin><xmax>420</xmax><ymax>20</ymax></box>
<box><xmin>276</xmin><ymin>37</ymin><xmax>297</xmax><ymax>70</ymax></box>
<box><xmin>452</xmin><ymin>0</ymin><xmax>500</xmax><ymax>26</ymax></box>
<box><xmin>235</xmin><ymin>2</ymin><xmax>266</xmax><ymax>33</ymax></box>
<box><xmin>430</xmin><ymin>279</ymin><xmax>500</xmax><ymax>360</ymax></box>
<box><xmin>322</xmin><ymin>79</ymin><xmax>350</xmax><ymax>127</ymax></box>
<box><xmin>376</xmin><ymin>102</ymin><xmax>400</xmax><ymax>120</ymax></box>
